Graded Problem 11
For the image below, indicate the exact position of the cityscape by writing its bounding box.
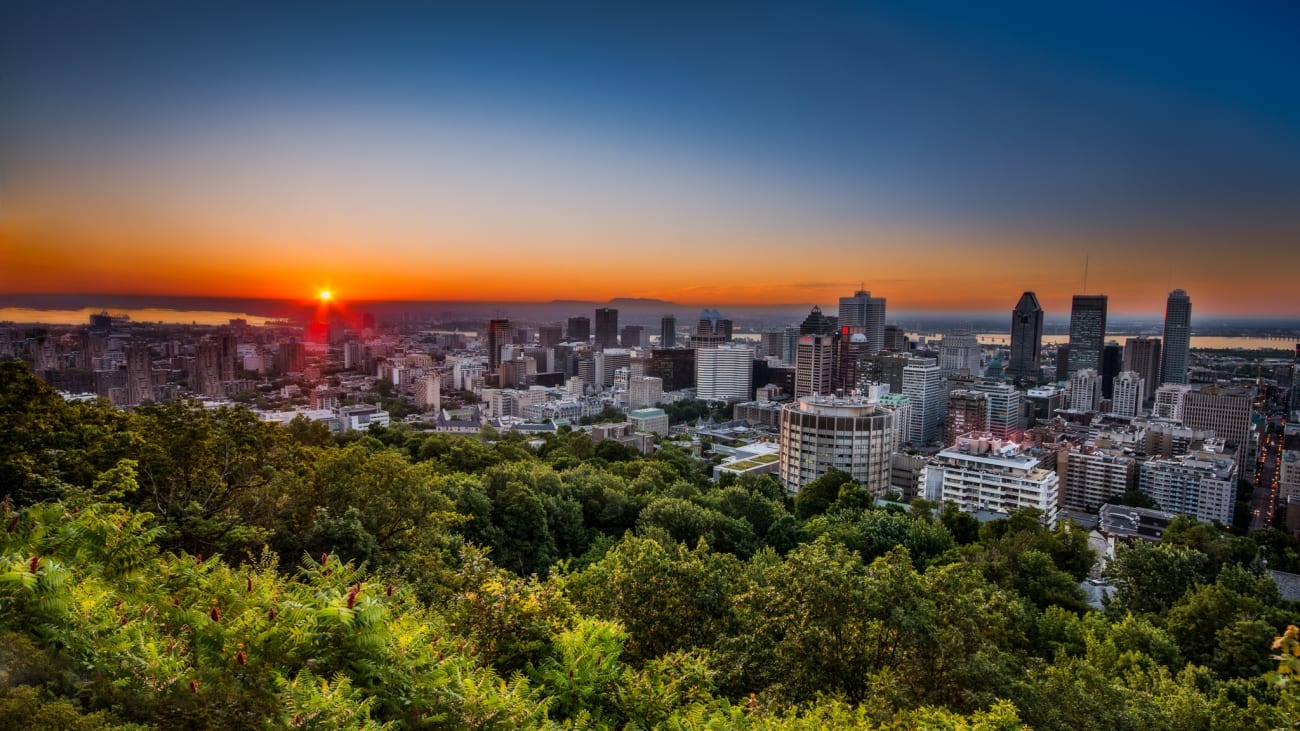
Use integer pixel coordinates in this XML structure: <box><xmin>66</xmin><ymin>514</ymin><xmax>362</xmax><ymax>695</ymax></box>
<box><xmin>3</xmin><ymin>2</ymin><xmax>1300</xmax><ymax>729</ymax></box>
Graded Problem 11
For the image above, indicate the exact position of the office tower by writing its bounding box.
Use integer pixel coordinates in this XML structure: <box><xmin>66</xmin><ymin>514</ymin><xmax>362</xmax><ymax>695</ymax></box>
<box><xmin>567</xmin><ymin>316</ymin><xmax>591</xmax><ymax>343</ymax></box>
<box><xmin>794</xmin><ymin>334</ymin><xmax>835</xmax><ymax>397</ymax></box>
<box><xmin>594</xmin><ymin>308</ymin><xmax>619</xmax><ymax>349</ymax></box>
<box><xmin>970</xmin><ymin>381</ymin><xmax>1023</xmax><ymax>439</ymax></box>
<box><xmin>125</xmin><ymin>342</ymin><xmax>153</xmax><ymax>406</ymax></box>
<box><xmin>782</xmin><ymin>327</ymin><xmax>800</xmax><ymax>365</ymax></box>
<box><xmin>759</xmin><ymin>329</ymin><xmax>785</xmax><ymax>360</ymax></box>
<box><xmin>939</xmin><ymin>333</ymin><xmax>981</xmax><ymax>377</ymax></box>
<box><xmin>696</xmin><ymin>345</ymin><xmax>755</xmax><ymax>401</ymax></box>
<box><xmin>838</xmin><ymin>289</ymin><xmax>886</xmax><ymax>353</ymax></box>
<box><xmin>192</xmin><ymin>338</ymin><xmax>226</xmax><ymax>397</ymax></box>
<box><xmin>343</xmin><ymin>341</ymin><xmax>366</xmax><ymax>370</ymax></box>
<box><xmin>1123</xmin><ymin>337</ymin><xmax>1162</xmax><ymax>402</ymax></box>
<box><xmin>538</xmin><ymin>323</ymin><xmax>564</xmax><ymax>350</ymax></box>
<box><xmin>836</xmin><ymin>331</ymin><xmax>873</xmax><ymax>393</ymax></box>
<box><xmin>627</xmin><ymin>376</ymin><xmax>664</xmax><ymax>409</ymax></box>
<box><xmin>902</xmin><ymin>357</ymin><xmax>944</xmax><ymax>445</ymax></box>
<box><xmin>1055</xmin><ymin>346</ymin><xmax>1071</xmax><ymax>382</ymax></box>
<box><xmin>1008</xmin><ymin>291</ymin><xmax>1044</xmax><ymax>382</ymax></box>
<box><xmin>1153</xmin><ymin>384</ymin><xmax>1191</xmax><ymax>421</ymax></box>
<box><xmin>277</xmin><ymin>340</ymin><xmax>306</xmax><ymax>374</ymax></box>
<box><xmin>596</xmin><ymin>348</ymin><xmax>631</xmax><ymax>388</ymax></box>
<box><xmin>1161</xmin><ymin>289</ymin><xmax>1192</xmax><ymax>385</ymax></box>
<box><xmin>486</xmin><ymin>319</ymin><xmax>510</xmax><ymax>371</ymax></box>
<box><xmin>1181</xmin><ymin>385</ymin><xmax>1254</xmax><ymax>464</ymax></box>
<box><xmin>883</xmin><ymin>325</ymin><xmax>907</xmax><ymax>352</ymax></box>
<box><xmin>660</xmin><ymin>315</ymin><xmax>677</xmax><ymax>348</ymax></box>
<box><xmin>1111</xmin><ymin>371</ymin><xmax>1145</xmax><ymax>417</ymax></box>
<box><xmin>1066</xmin><ymin>294</ymin><xmax>1108</xmax><ymax>376</ymax></box>
<box><xmin>1101</xmin><ymin>341</ymin><xmax>1122</xmax><ymax>398</ymax></box>
<box><xmin>691</xmin><ymin>309</ymin><xmax>732</xmax><ymax>348</ymax></box>
<box><xmin>1068</xmin><ymin>368</ymin><xmax>1102</xmax><ymax>411</ymax></box>
<box><xmin>1138</xmin><ymin>447</ymin><xmax>1236</xmax><ymax>525</ymax></box>
<box><xmin>620</xmin><ymin>325</ymin><xmax>646</xmax><ymax>348</ymax></box>
<box><xmin>944</xmin><ymin>390</ymin><xmax>989</xmax><ymax>446</ymax></box>
<box><xmin>798</xmin><ymin>305</ymin><xmax>837</xmax><ymax>336</ymax></box>
<box><xmin>922</xmin><ymin>435</ymin><xmax>1059</xmax><ymax>521</ymax></box>
<box><xmin>648</xmin><ymin>348</ymin><xmax>696</xmax><ymax>391</ymax></box>
<box><xmin>778</xmin><ymin>395</ymin><xmax>895</xmax><ymax>495</ymax></box>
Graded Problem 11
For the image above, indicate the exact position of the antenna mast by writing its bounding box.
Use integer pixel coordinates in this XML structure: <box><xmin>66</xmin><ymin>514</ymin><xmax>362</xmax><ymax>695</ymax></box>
<box><xmin>1082</xmin><ymin>255</ymin><xmax>1089</xmax><ymax>293</ymax></box>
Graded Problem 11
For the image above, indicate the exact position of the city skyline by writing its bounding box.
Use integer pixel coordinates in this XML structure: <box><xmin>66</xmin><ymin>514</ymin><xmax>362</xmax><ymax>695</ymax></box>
<box><xmin>2</xmin><ymin>3</ymin><xmax>1299</xmax><ymax>316</ymax></box>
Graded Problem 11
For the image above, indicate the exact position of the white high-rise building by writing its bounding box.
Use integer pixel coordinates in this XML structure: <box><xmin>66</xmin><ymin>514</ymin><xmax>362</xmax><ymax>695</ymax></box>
<box><xmin>778</xmin><ymin>395</ymin><xmax>895</xmax><ymax>495</ymax></box>
<box><xmin>1111</xmin><ymin>371</ymin><xmax>1145</xmax><ymax>418</ymax></box>
<box><xmin>696</xmin><ymin>345</ymin><xmax>754</xmax><ymax>401</ymax></box>
<box><xmin>920</xmin><ymin>434</ymin><xmax>1060</xmax><ymax>523</ymax></box>
<box><xmin>794</xmin><ymin>334</ymin><xmax>835</xmax><ymax>397</ymax></box>
<box><xmin>938</xmin><ymin>333</ymin><xmax>982</xmax><ymax>377</ymax></box>
<box><xmin>627</xmin><ymin>376</ymin><xmax>664</xmax><ymax>409</ymax></box>
<box><xmin>1181</xmin><ymin>385</ymin><xmax>1254</xmax><ymax>465</ymax></box>
<box><xmin>1068</xmin><ymin>368</ymin><xmax>1102</xmax><ymax>411</ymax></box>
<box><xmin>1153</xmin><ymin>384</ymin><xmax>1191</xmax><ymax>421</ymax></box>
<box><xmin>902</xmin><ymin>357</ymin><xmax>944</xmax><ymax>445</ymax></box>
<box><xmin>1138</xmin><ymin>444</ymin><xmax>1236</xmax><ymax>525</ymax></box>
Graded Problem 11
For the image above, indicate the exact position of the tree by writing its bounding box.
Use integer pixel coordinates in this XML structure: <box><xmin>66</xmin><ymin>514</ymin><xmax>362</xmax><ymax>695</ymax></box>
<box><xmin>793</xmin><ymin>468</ymin><xmax>854</xmax><ymax>520</ymax></box>
<box><xmin>1104</xmin><ymin>541</ymin><xmax>1209</xmax><ymax>615</ymax></box>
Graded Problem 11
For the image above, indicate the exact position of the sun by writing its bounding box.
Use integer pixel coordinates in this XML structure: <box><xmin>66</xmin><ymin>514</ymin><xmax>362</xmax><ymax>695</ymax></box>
<box><xmin>318</xmin><ymin>289</ymin><xmax>332</xmax><ymax>302</ymax></box>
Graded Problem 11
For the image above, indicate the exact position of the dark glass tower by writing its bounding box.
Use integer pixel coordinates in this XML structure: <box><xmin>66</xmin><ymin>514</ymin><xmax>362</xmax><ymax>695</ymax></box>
<box><xmin>1160</xmin><ymin>289</ymin><xmax>1192</xmax><ymax>385</ymax></box>
<box><xmin>566</xmin><ymin>316</ymin><xmax>590</xmax><ymax>343</ymax></box>
<box><xmin>594</xmin><ymin>308</ymin><xmax>619</xmax><ymax>349</ymax></box>
<box><xmin>1066</xmin><ymin>294</ymin><xmax>1108</xmax><ymax>376</ymax></box>
<box><xmin>486</xmin><ymin>318</ymin><xmax>510</xmax><ymax>371</ymax></box>
<box><xmin>1008</xmin><ymin>291</ymin><xmax>1044</xmax><ymax>382</ymax></box>
<box><xmin>660</xmin><ymin>315</ymin><xmax>676</xmax><ymax>348</ymax></box>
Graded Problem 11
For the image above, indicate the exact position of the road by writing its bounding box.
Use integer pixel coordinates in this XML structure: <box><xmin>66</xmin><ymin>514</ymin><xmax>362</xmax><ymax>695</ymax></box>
<box><xmin>1251</xmin><ymin>424</ymin><xmax>1283</xmax><ymax>530</ymax></box>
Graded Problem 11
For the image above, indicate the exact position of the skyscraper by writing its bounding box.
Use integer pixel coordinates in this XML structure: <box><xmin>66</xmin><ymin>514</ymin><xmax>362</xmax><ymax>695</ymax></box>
<box><xmin>798</xmin><ymin>305</ymin><xmax>837</xmax><ymax>336</ymax></box>
<box><xmin>1123</xmin><ymin>336</ymin><xmax>1162</xmax><ymax>402</ymax></box>
<box><xmin>594</xmin><ymin>308</ymin><xmax>619</xmax><ymax>349</ymax></box>
<box><xmin>695</xmin><ymin>345</ymin><xmax>754</xmax><ymax>401</ymax></box>
<box><xmin>566</xmin><ymin>316</ymin><xmax>590</xmax><ymax>343</ymax></box>
<box><xmin>1161</xmin><ymin>289</ymin><xmax>1192</xmax><ymax>385</ymax></box>
<box><xmin>1066</xmin><ymin>294</ymin><xmax>1108</xmax><ymax>376</ymax></box>
<box><xmin>902</xmin><ymin>357</ymin><xmax>944</xmax><ymax>445</ymax></box>
<box><xmin>1008</xmin><ymin>291</ymin><xmax>1043</xmax><ymax>382</ymax></box>
<box><xmin>486</xmin><ymin>319</ymin><xmax>510</xmax><ymax>371</ymax></box>
<box><xmin>794</xmin><ymin>334</ymin><xmax>835</xmax><ymax>397</ymax></box>
<box><xmin>690</xmin><ymin>309</ymin><xmax>732</xmax><ymax>348</ymax></box>
<box><xmin>660</xmin><ymin>315</ymin><xmax>677</xmax><ymax>348</ymax></box>
<box><xmin>538</xmin><ymin>323</ymin><xmax>564</xmax><ymax>350</ymax></box>
<box><xmin>1111</xmin><ymin>371</ymin><xmax>1145</xmax><ymax>418</ymax></box>
<box><xmin>125</xmin><ymin>342</ymin><xmax>153</xmax><ymax>406</ymax></box>
<box><xmin>838</xmin><ymin>289</ymin><xmax>886</xmax><ymax>353</ymax></box>
<box><xmin>620</xmin><ymin>325</ymin><xmax>645</xmax><ymax>348</ymax></box>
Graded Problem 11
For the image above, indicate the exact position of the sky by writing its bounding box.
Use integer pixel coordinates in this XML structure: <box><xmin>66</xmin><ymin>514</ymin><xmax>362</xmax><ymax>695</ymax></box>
<box><xmin>2</xmin><ymin>0</ymin><xmax>1298</xmax><ymax>317</ymax></box>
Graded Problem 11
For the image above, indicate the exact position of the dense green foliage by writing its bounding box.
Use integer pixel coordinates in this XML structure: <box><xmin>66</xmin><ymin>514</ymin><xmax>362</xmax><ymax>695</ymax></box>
<box><xmin>2</xmin><ymin>360</ymin><xmax>1299</xmax><ymax>729</ymax></box>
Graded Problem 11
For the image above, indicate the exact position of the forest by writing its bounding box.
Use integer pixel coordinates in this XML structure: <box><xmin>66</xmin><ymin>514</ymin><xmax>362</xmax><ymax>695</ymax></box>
<box><xmin>1</xmin><ymin>360</ymin><xmax>1298</xmax><ymax>730</ymax></box>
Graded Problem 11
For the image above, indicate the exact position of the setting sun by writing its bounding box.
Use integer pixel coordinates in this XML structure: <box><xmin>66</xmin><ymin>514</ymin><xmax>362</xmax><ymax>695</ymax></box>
<box><xmin>318</xmin><ymin>289</ymin><xmax>332</xmax><ymax>302</ymax></box>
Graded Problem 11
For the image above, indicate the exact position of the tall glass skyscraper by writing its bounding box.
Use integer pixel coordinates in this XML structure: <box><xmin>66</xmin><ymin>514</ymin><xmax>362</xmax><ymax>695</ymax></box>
<box><xmin>837</xmin><ymin>289</ymin><xmax>887</xmax><ymax>353</ymax></box>
<box><xmin>1160</xmin><ymin>289</ymin><xmax>1192</xmax><ymax>385</ymax></box>
<box><xmin>1008</xmin><ymin>291</ymin><xmax>1043</xmax><ymax>382</ymax></box>
<box><xmin>1066</xmin><ymin>294</ymin><xmax>1108</xmax><ymax>377</ymax></box>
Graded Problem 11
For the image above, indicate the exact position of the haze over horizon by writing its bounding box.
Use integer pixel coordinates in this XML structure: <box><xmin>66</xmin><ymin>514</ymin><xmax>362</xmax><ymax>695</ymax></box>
<box><xmin>3</xmin><ymin>1</ymin><xmax>1299</xmax><ymax>316</ymax></box>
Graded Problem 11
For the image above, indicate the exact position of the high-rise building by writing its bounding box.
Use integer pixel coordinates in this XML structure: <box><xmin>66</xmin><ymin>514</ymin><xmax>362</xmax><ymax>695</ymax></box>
<box><xmin>1111</xmin><ymin>371</ymin><xmax>1145</xmax><ymax>417</ymax></box>
<box><xmin>1101</xmin><ymin>341</ymin><xmax>1122</xmax><ymax>399</ymax></box>
<box><xmin>1181</xmin><ymin>385</ymin><xmax>1254</xmax><ymax>465</ymax></box>
<box><xmin>939</xmin><ymin>333</ymin><xmax>981</xmax><ymax>377</ymax></box>
<box><xmin>1008</xmin><ymin>292</ymin><xmax>1044</xmax><ymax>382</ymax></box>
<box><xmin>794</xmin><ymin>334</ymin><xmax>835</xmax><ymax>397</ymax></box>
<box><xmin>192</xmin><ymin>338</ymin><xmax>226</xmax><ymax>397</ymax></box>
<box><xmin>414</xmin><ymin>374</ymin><xmax>441</xmax><ymax>412</ymax></box>
<box><xmin>1161</xmin><ymin>289</ymin><xmax>1192</xmax><ymax>385</ymax></box>
<box><xmin>1123</xmin><ymin>337</ymin><xmax>1162</xmax><ymax>402</ymax></box>
<box><xmin>125</xmin><ymin>342</ymin><xmax>154</xmax><ymax>406</ymax></box>
<box><xmin>620</xmin><ymin>325</ymin><xmax>646</xmax><ymax>348</ymax></box>
<box><xmin>538</xmin><ymin>324</ymin><xmax>564</xmax><ymax>350</ymax></box>
<box><xmin>648</xmin><ymin>348</ymin><xmax>696</xmax><ymax>391</ymax></box>
<box><xmin>1068</xmin><ymin>368</ymin><xmax>1102</xmax><ymax>411</ymax></box>
<box><xmin>567</xmin><ymin>316</ymin><xmax>591</xmax><ymax>343</ymax></box>
<box><xmin>277</xmin><ymin>341</ymin><xmax>306</xmax><ymax>374</ymax></box>
<box><xmin>837</xmin><ymin>289</ymin><xmax>886</xmax><ymax>353</ymax></box>
<box><xmin>759</xmin><ymin>329</ymin><xmax>785</xmax><ymax>360</ymax></box>
<box><xmin>486</xmin><ymin>319</ymin><xmax>510</xmax><ymax>371</ymax></box>
<box><xmin>1152</xmin><ymin>384</ymin><xmax>1191</xmax><ymax>421</ymax></box>
<box><xmin>798</xmin><ymin>306</ymin><xmax>837</xmax><ymax>336</ymax></box>
<box><xmin>902</xmin><ymin>357</ymin><xmax>944</xmax><ymax>445</ymax></box>
<box><xmin>1066</xmin><ymin>294</ymin><xmax>1108</xmax><ymax>376</ymax></box>
<box><xmin>782</xmin><ymin>327</ymin><xmax>800</xmax><ymax>365</ymax></box>
<box><xmin>695</xmin><ymin>345</ymin><xmax>754</xmax><ymax>401</ymax></box>
<box><xmin>883</xmin><ymin>325</ymin><xmax>907</xmax><ymax>353</ymax></box>
<box><xmin>690</xmin><ymin>309</ymin><xmax>732</xmax><ymax>348</ymax></box>
<box><xmin>1060</xmin><ymin>445</ymin><xmax>1138</xmax><ymax>513</ymax></box>
<box><xmin>660</xmin><ymin>315</ymin><xmax>677</xmax><ymax>348</ymax></box>
<box><xmin>627</xmin><ymin>376</ymin><xmax>664</xmax><ymax>409</ymax></box>
<box><xmin>1138</xmin><ymin>446</ymin><xmax>1236</xmax><ymax>525</ymax></box>
<box><xmin>970</xmin><ymin>381</ymin><xmax>1023</xmax><ymax>440</ymax></box>
<box><xmin>944</xmin><ymin>390</ymin><xmax>989</xmax><ymax>446</ymax></box>
<box><xmin>836</xmin><ymin>331</ymin><xmax>873</xmax><ymax>393</ymax></box>
<box><xmin>594</xmin><ymin>308</ymin><xmax>619</xmax><ymax>349</ymax></box>
<box><xmin>778</xmin><ymin>395</ymin><xmax>895</xmax><ymax>495</ymax></box>
<box><xmin>921</xmin><ymin>434</ymin><xmax>1059</xmax><ymax>522</ymax></box>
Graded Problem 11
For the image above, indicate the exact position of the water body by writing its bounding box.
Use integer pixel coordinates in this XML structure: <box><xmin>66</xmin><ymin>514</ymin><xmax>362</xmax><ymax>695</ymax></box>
<box><xmin>0</xmin><ymin>307</ymin><xmax>279</xmax><ymax>327</ymax></box>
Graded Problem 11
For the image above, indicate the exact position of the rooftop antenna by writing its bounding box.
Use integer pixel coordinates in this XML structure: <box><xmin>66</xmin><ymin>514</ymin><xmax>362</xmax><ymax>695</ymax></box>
<box><xmin>1082</xmin><ymin>255</ymin><xmax>1089</xmax><ymax>294</ymax></box>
